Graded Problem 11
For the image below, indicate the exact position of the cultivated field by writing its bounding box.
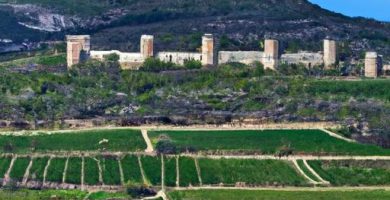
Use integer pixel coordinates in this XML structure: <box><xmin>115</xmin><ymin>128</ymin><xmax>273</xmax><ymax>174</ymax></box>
<box><xmin>0</xmin><ymin>129</ymin><xmax>146</xmax><ymax>153</ymax></box>
<box><xmin>149</xmin><ymin>129</ymin><xmax>390</xmax><ymax>155</ymax></box>
<box><xmin>167</xmin><ymin>189</ymin><xmax>390</xmax><ymax>200</ymax></box>
<box><xmin>308</xmin><ymin>160</ymin><xmax>390</xmax><ymax>186</ymax></box>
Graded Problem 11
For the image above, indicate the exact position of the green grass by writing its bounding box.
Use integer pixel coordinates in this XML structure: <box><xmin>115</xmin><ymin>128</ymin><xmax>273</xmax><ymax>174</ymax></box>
<box><xmin>65</xmin><ymin>157</ymin><xmax>82</xmax><ymax>184</ymax></box>
<box><xmin>46</xmin><ymin>158</ymin><xmax>66</xmax><ymax>183</ymax></box>
<box><xmin>168</xmin><ymin>189</ymin><xmax>390</xmax><ymax>200</ymax></box>
<box><xmin>0</xmin><ymin>189</ymin><xmax>87</xmax><ymax>200</ymax></box>
<box><xmin>88</xmin><ymin>191</ymin><xmax>130</xmax><ymax>200</ymax></box>
<box><xmin>28</xmin><ymin>157</ymin><xmax>48</xmax><ymax>182</ymax></box>
<box><xmin>0</xmin><ymin>157</ymin><xmax>12</xmax><ymax>178</ymax></box>
<box><xmin>198</xmin><ymin>158</ymin><xmax>306</xmax><ymax>186</ymax></box>
<box><xmin>0</xmin><ymin>129</ymin><xmax>146</xmax><ymax>153</ymax></box>
<box><xmin>179</xmin><ymin>157</ymin><xmax>199</xmax><ymax>187</ymax></box>
<box><xmin>307</xmin><ymin>160</ymin><xmax>390</xmax><ymax>186</ymax></box>
<box><xmin>9</xmin><ymin>157</ymin><xmax>30</xmax><ymax>181</ymax></box>
<box><xmin>121</xmin><ymin>155</ymin><xmax>143</xmax><ymax>185</ymax></box>
<box><xmin>141</xmin><ymin>156</ymin><xmax>161</xmax><ymax>186</ymax></box>
<box><xmin>149</xmin><ymin>130</ymin><xmax>390</xmax><ymax>155</ymax></box>
<box><xmin>296</xmin><ymin>160</ymin><xmax>320</xmax><ymax>182</ymax></box>
<box><xmin>101</xmin><ymin>156</ymin><xmax>121</xmax><ymax>185</ymax></box>
<box><xmin>84</xmin><ymin>157</ymin><xmax>100</xmax><ymax>185</ymax></box>
<box><xmin>165</xmin><ymin>156</ymin><xmax>177</xmax><ymax>187</ymax></box>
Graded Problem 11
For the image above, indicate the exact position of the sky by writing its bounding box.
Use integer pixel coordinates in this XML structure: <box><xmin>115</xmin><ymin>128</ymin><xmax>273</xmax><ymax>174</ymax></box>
<box><xmin>309</xmin><ymin>0</ymin><xmax>389</xmax><ymax>22</ymax></box>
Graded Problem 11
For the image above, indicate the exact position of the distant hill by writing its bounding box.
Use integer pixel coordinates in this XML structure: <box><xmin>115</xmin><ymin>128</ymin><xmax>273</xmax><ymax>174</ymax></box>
<box><xmin>0</xmin><ymin>0</ymin><xmax>389</xmax><ymax>61</ymax></box>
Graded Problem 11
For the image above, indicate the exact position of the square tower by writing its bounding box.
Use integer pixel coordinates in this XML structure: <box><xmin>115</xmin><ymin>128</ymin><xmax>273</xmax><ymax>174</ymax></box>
<box><xmin>365</xmin><ymin>52</ymin><xmax>378</xmax><ymax>78</ymax></box>
<box><xmin>202</xmin><ymin>34</ymin><xmax>214</xmax><ymax>66</ymax></box>
<box><xmin>140</xmin><ymin>35</ymin><xmax>154</xmax><ymax>59</ymax></box>
<box><xmin>323</xmin><ymin>39</ymin><xmax>337</xmax><ymax>69</ymax></box>
<box><xmin>66</xmin><ymin>35</ymin><xmax>91</xmax><ymax>68</ymax></box>
<box><xmin>263</xmin><ymin>39</ymin><xmax>279</xmax><ymax>70</ymax></box>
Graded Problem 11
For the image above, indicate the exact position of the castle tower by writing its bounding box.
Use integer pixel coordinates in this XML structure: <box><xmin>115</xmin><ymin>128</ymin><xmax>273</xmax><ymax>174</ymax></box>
<box><xmin>202</xmin><ymin>34</ymin><xmax>214</xmax><ymax>66</ymax></box>
<box><xmin>140</xmin><ymin>35</ymin><xmax>154</xmax><ymax>59</ymax></box>
<box><xmin>323</xmin><ymin>39</ymin><xmax>337</xmax><ymax>69</ymax></box>
<box><xmin>66</xmin><ymin>35</ymin><xmax>91</xmax><ymax>68</ymax></box>
<box><xmin>263</xmin><ymin>39</ymin><xmax>279</xmax><ymax>70</ymax></box>
<box><xmin>365</xmin><ymin>52</ymin><xmax>378</xmax><ymax>78</ymax></box>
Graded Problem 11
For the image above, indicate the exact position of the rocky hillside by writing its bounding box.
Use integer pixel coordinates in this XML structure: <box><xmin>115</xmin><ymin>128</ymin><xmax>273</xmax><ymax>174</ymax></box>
<box><xmin>0</xmin><ymin>0</ymin><xmax>389</xmax><ymax>61</ymax></box>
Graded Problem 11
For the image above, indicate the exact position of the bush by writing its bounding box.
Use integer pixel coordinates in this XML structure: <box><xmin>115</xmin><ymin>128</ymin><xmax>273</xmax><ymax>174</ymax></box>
<box><xmin>140</xmin><ymin>58</ymin><xmax>180</xmax><ymax>72</ymax></box>
<box><xmin>126</xmin><ymin>182</ymin><xmax>156</xmax><ymax>198</ymax></box>
<box><xmin>184</xmin><ymin>59</ymin><xmax>202</xmax><ymax>69</ymax></box>
<box><xmin>156</xmin><ymin>135</ymin><xmax>177</xmax><ymax>154</ymax></box>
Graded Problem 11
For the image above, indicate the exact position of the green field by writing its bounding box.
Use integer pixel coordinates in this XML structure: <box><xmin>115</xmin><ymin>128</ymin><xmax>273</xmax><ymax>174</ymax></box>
<box><xmin>165</xmin><ymin>156</ymin><xmax>177</xmax><ymax>187</ymax></box>
<box><xmin>101</xmin><ymin>156</ymin><xmax>121</xmax><ymax>185</ymax></box>
<box><xmin>84</xmin><ymin>157</ymin><xmax>100</xmax><ymax>185</ymax></box>
<box><xmin>0</xmin><ymin>129</ymin><xmax>146</xmax><ymax>153</ymax></box>
<box><xmin>65</xmin><ymin>157</ymin><xmax>82</xmax><ymax>184</ymax></box>
<box><xmin>168</xmin><ymin>189</ymin><xmax>390</xmax><ymax>200</ymax></box>
<box><xmin>198</xmin><ymin>158</ymin><xmax>306</xmax><ymax>186</ymax></box>
<box><xmin>308</xmin><ymin>160</ymin><xmax>390</xmax><ymax>186</ymax></box>
<box><xmin>28</xmin><ymin>157</ymin><xmax>48</xmax><ymax>182</ymax></box>
<box><xmin>149</xmin><ymin>130</ymin><xmax>390</xmax><ymax>155</ymax></box>
<box><xmin>179</xmin><ymin>157</ymin><xmax>199</xmax><ymax>187</ymax></box>
<box><xmin>141</xmin><ymin>156</ymin><xmax>162</xmax><ymax>186</ymax></box>
<box><xmin>46</xmin><ymin>158</ymin><xmax>66</xmax><ymax>182</ymax></box>
<box><xmin>0</xmin><ymin>157</ymin><xmax>12</xmax><ymax>177</ymax></box>
<box><xmin>10</xmin><ymin>157</ymin><xmax>30</xmax><ymax>181</ymax></box>
<box><xmin>0</xmin><ymin>189</ymin><xmax>88</xmax><ymax>200</ymax></box>
<box><xmin>121</xmin><ymin>155</ymin><xmax>143</xmax><ymax>184</ymax></box>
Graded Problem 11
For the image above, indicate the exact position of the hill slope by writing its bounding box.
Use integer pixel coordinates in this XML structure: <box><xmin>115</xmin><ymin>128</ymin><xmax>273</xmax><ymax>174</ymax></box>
<box><xmin>0</xmin><ymin>0</ymin><xmax>389</xmax><ymax>60</ymax></box>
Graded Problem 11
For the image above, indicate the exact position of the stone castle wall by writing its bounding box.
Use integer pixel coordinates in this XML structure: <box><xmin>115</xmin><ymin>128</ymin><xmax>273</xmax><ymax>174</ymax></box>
<box><xmin>323</xmin><ymin>39</ymin><xmax>337</xmax><ymax>69</ymax></box>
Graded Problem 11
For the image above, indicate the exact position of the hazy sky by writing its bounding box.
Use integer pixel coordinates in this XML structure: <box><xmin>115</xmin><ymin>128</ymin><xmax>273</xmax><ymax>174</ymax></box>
<box><xmin>309</xmin><ymin>0</ymin><xmax>389</xmax><ymax>22</ymax></box>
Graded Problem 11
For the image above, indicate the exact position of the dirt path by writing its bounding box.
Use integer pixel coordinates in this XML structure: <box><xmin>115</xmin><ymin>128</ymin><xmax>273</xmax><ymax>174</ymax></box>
<box><xmin>3</xmin><ymin>155</ymin><xmax>17</xmax><ymax>185</ymax></box>
<box><xmin>43</xmin><ymin>156</ymin><xmax>53</xmax><ymax>185</ymax></box>
<box><xmin>292</xmin><ymin>159</ymin><xmax>318</xmax><ymax>184</ymax></box>
<box><xmin>161</xmin><ymin>155</ymin><xmax>165</xmax><ymax>192</ymax></box>
<box><xmin>194</xmin><ymin>158</ymin><xmax>203</xmax><ymax>186</ymax></box>
<box><xmin>187</xmin><ymin>154</ymin><xmax>390</xmax><ymax>161</ymax></box>
<box><xmin>176</xmin><ymin>156</ymin><xmax>180</xmax><ymax>187</ymax></box>
<box><xmin>62</xmin><ymin>157</ymin><xmax>69</xmax><ymax>184</ymax></box>
<box><xmin>320</xmin><ymin>129</ymin><xmax>355</xmax><ymax>143</ymax></box>
<box><xmin>81</xmin><ymin>156</ymin><xmax>85</xmax><ymax>190</ymax></box>
<box><xmin>0</xmin><ymin>122</ymin><xmax>339</xmax><ymax>136</ymax></box>
<box><xmin>303</xmin><ymin>160</ymin><xmax>329</xmax><ymax>184</ymax></box>
<box><xmin>141</xmin><ymin>129</ymin><xmax>154</xmax><ymax>153</ymax></box>
<box><xmin>138</xmin><ymin>156</ymin><xmax>148</xmax><ymax>185</ymax></box>
<box><xmin>118</xmin><ymin>157</ymin><xmax>125</xmax><ymax>185</ymax></box>
<box><xmin>22</xmin><ymin>157</ymin><xmax>33</xmax><ymax>185</ymax></box>
<box><xmin>93</xmin><ymin>157</ymin><xmax>103</xmax><ymax>184</ymax></box>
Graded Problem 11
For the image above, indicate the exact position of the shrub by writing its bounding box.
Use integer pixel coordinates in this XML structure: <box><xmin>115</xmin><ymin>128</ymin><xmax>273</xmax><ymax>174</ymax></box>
<box><xmin>184</xmin><ymin>59</ymin><xmax>202</xmax><ymax>69</ymax></box>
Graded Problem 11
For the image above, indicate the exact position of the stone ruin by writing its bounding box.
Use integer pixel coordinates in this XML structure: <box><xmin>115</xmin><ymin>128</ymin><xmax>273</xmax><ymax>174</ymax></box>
<box><xmin>66</xmin><ymin>34</ymin><xmax>384</xmax><ymax>78</ymax></box>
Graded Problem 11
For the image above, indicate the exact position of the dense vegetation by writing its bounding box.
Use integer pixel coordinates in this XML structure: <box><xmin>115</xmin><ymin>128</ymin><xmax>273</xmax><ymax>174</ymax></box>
<box><xmin>179</xmin><ymin>157</ymin><xmax>199</xmax><ymax>187</ymax></box>
<box><xmin>10</xmin><ymin>157</ymin><xmax>30</xmax><ymax>181</ymax></box>
<box><xmin>1</xmin><ymin>57</ymin><xmax>390</xmax><ymax>147</ymax></box>
<box><xmin>0</xmin><ymin>129</ymin><xmax>146</xmax><ymax>153</ymax></box>
<box><xmin>121</xmin><ymin>155</ymin><xmax>143</xmax><ymax>185</ymax></box>
<box><xmin>149</xmin><ymin>130</ymin><xmax>390</xmax><ymax>155</ymax></box>
<box><xmin>308</xmin><ymin>160</ymin><xmax>390</xmax><ymax>186</ymax></box>
<box><xmin>198</xmin><ymin>158</ymin><xmax>306</xmax><ymax>186</ymax></box>
<box><xmin>168</xmin><ymin>189</ymin><xmax>390</xmax><ymax>200</ymax></box>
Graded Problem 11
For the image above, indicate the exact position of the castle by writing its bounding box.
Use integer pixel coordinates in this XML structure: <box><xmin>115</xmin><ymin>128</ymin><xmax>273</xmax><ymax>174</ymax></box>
<box><xmin>67</xmin><ymin>34</ymin><xmax>382</xmax><ymax>77</ymax></box>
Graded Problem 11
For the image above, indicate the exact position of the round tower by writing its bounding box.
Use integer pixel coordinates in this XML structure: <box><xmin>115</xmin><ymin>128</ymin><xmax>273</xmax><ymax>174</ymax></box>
<box><xmin>140</xmin><ymin>35</ymin><xmax>154</xmax><ymax>59</ymax></box>
<box><xmin>365</xmin><ymin>52</ymin><xmax>378</xmax><ymax>78</ymax></box>
<box><xmin>323</xmin><ymin>39</ymin><xmax>337</xmax><ymax>69</ymax></box>
<box><xmin>202</xmin><ymin>34</ymin><xmax>214</xmax><ymax>66</ymax></box>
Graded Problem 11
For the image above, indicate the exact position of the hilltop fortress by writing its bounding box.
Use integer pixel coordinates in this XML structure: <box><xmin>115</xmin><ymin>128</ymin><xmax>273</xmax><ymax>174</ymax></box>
<box><xmin>67</xmin><ymin>34</ymin><xmax>382</xmax><ymax>78</ymax></box>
